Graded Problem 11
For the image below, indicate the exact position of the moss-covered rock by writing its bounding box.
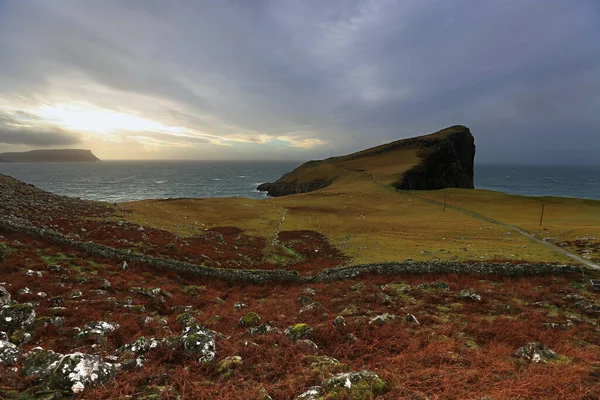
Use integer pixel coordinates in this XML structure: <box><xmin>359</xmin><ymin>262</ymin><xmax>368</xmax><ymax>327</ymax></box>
<box><xmin>217</xmin><ymin>355</ymin><xmax>243</xmax><ymax>378</ymax></box>
<box><xmin>182</xmin><ymin>285</ymin><xmax>206</xmax><ymax>297</ymax></box>
<box><xmin>514</xmin><ymin>342</ymin><xmax>560</xmax><ymax>363</ymax></box>
<box><xmin>9</xmin><ymin>330</ymin><xmax>33</xmax><ymax>346</ymax></box>
<box><xmin>305</xmin><ymin>355</ymin><xmax>347</xmax><ymax>375</ymax></box>
<box><xmin>285</xmin><ymin>323</ymin><xmax>314</xmax><ymax>341</ymax></box>
<box><xmin>0</xmin><ymin>302</ymin><xmax>36</xmax><ymax>332</ymax></box>
<box><xmin>239</xmin><ymin>312</ymin><xmax>261</xmax><ymax>327</ymax></box>
<box><xmin>322</xmin><ymin>370</ymin><xmax>387</xmax><ymax>399</ymax></box>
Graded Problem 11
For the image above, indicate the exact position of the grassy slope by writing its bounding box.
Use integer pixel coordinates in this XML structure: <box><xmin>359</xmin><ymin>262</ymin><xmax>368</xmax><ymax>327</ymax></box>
<box><xmin>126</xmin><ymin>173</ymin><xmax>597</xmax><ymax>265</ymax></box>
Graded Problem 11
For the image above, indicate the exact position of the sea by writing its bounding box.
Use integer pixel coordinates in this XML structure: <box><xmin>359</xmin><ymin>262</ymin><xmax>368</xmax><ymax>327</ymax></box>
<box><xmin>0</xmin><ymin>161</ymin><xmax>598</xmax><ymax>202</ymax></box>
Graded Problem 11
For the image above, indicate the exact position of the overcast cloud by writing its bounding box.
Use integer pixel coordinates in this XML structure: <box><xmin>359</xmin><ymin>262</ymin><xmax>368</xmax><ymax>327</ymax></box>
<box><xmin>0</xmin><ymin>0</ymin><xmax>598</xmax><ymax>162</ymax></box>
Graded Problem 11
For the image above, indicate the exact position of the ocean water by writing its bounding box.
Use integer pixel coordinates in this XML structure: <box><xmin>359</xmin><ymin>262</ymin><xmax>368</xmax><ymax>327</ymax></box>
<box><xmin>0</xmin><ymin>161</ymin><xmax>598</xmax><ymax>202</ymax></box>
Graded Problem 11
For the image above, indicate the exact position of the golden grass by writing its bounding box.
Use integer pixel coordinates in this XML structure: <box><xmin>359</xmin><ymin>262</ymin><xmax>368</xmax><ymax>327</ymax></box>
<box><xmin>122</xmin><ymin>169</ymin><xmax>591</xmax><ymax>265</ymax></box>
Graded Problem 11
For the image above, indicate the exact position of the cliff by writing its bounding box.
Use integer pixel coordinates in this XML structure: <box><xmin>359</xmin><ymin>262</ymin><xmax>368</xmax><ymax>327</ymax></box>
<box><xmin>0</xmin><ymin>149</ymin><xmax>100</xmax><ymax>163</ymax></box>
<box><xmin>257</xmin><ymin>125</ymin><xmax>475</xmax><ymax>196</ymax></box>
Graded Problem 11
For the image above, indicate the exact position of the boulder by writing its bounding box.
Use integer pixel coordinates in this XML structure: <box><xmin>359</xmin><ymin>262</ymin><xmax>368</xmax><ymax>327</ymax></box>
<box><xmin>249</xmin><ymin>323</ymin><xmax>277</xmax><ymax>335</ymax></box>
<box><xmin>285</xmin><ymin>323</ymin><xmax>314</xmax><ymax>341</ymax></box>
<box><xmin>0</xmin><ymin>303</ymin><xmax>36</xmax><ymax>332</ymax></box>
<box><xmin>239</xmin><ymin>312</ymin><xmax>261</xmax><ymax>327</ymax></box>
<box><xmin>182</xmin><ymin>324</ymin><xmax>217</xmax><ymax>363</ymax></box>
<box><xmin>22</xmin><ymin>349</ymin><xmax>116</xmax><ymax>393</ymax></box>
<box><xmin>0</xmin><ymin>286</ymin><xmax>12</xmax><ymax>307</ymax></box>
<box><xmin>322</xmin><ymin>370</ymin><xmax>388</xmax><ymax>399</ymax></box>
<box><xmin>369</xmin><ymin>313</ymin><xmax>398</xmax><ymax>326</ymax></box>
<box><xmin>44</xmin><ymin>353</ymin><xmax>116</xmax><ymax>393</ymax></box>
<box><xmin>0</xmin><ymin>339</ymin><xmax>22</xmax><ymax>366</ymax></box>
<box><xmin>77</xmin><ymin>321</ymin><xmax>120</xmax><ymax>339</ymax></box>
<box><xmin>514</xmin><ymin>342</ymin><xmax>559</xmax><ymax>363</ymax></box>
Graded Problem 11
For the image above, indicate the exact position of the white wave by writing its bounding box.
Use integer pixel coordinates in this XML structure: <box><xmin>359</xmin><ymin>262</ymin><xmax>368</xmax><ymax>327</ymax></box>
<box><xmin>212</xmin><ymin>178</ymin><xmax>222</xmax><ymax>181</ymax></box>
<box><xmin>237</xmin><ymin>175</ymin><xmax>247</xmax><ymax>178</ymax></box>
<box><xmin>155</xmin><ymin>180</ymin><xmax>169</xmax><ymax>184</ymax></box>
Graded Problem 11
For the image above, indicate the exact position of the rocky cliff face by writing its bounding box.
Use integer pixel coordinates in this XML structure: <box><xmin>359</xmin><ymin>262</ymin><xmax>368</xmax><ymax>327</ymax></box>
<box><xmin>0</xmin><ymin>149</ymin><xmax>100</xmax><ymax>163</ymax></box>
<box><xmin>392</xmin><ymin>127</ymin><xmax>475</xmax><ymax>190</ymax></box>
<box><xmin>257</xmin><ymin>125</ymin><xmax>475</xmax><ymax>197</ymax></box>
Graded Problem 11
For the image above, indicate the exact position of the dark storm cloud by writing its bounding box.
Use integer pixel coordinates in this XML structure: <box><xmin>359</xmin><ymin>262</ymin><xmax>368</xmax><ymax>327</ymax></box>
<box><xmin>0</xmin><ymin>112</ymin><xmax>80</xmax><ymax>146</ymax></box>
<box><xmin>0</xmin><ymin>127</ymin><xmax>80</xmax><ymax>147</ymax></box>
<box><xmin>0</xmin><ymin>0</ymin><xmax>598</xmax><ymax>162</ymax></box>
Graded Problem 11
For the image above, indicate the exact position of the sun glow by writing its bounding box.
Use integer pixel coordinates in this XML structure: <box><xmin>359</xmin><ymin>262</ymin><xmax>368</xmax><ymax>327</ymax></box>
<box><xmin>35</xmin><ymin>103</ymin><xmax>181</xmax><ymax>135</ymax></box>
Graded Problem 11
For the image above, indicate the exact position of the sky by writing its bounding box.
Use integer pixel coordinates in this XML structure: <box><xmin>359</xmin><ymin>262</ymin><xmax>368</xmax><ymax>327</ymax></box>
<box><xmin>0</xmin><ymin>0</ymin><xmax>598</xmax><ymax>163</ymax></box>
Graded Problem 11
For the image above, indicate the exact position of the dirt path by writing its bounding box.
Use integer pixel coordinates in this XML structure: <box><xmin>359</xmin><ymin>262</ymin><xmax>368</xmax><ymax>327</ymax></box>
<box><xmin>334</xmin><ymin>163</ymin><xmax>600</xmax><ymax>270</ymax></box>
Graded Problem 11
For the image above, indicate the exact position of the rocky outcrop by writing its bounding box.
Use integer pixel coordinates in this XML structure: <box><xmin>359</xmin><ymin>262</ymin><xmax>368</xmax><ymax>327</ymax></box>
<box><xmin>393</xmin><ymin>126</ymin><xmax>475</xmax><ymax>190</ymax></box>
<box><xmin>257</xmin><ymin>125</ymin><xmax>475</xmax><ymax>197</ymax></box>
<box><xmin>0</xmin><ymin>149</ymin><xmax>100</xmax><ymax>163</ymax></box>
<box><xmin>257</xmin><ymin>178</ymin><xmax>333</xmax><ymax>198</ymax></box>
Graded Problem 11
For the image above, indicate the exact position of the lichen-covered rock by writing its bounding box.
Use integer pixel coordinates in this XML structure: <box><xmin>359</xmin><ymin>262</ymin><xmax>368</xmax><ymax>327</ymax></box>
<box><xmin>514</xmin><ymin>342</ymin><xmax>559</xmax><ymax>363</ymax></box>
<box><xmin>129</xmin><ymin>287</ymin><xmax>172</xmax><ymax>304</ymax></box>
<box><xmin>0</xmin><ymin>286</ymin><xmax>12</xmax><ymax>307</ymax></box>
<box><xmin>239</xmin><ymin>312</ymin><xmax>261</xmax><ymax>327</ymax></box>
<box><xmin>295</xmin><ymin>386</ymin><xmax>324</xmax><ymax>399</ymax></box>
<box><xmin>322</xmin><ymin>370</ymin><xmax>388</xmax><ymax>399</ymax></box>
<box><xmin>22</xmin><ymin>348</ymin><xmax>62</xmax><ymax>378</ymax></box>
<box><xmin>77</xmin><ymin>321</ymin><xmax>120</xmax><ymax>339</ymax></box>
<box><xmin>457</xmin><ymin>289</ymin><xmax>481</xmax><ymax>301</ymax></box>
<box><xmin>0</xmin><ymin>302</ymin><xmax>36</xmax><ymax>332</ymax></box>
<box><xmin>369</xmin><ymin>313</ymin><xmax>398</xmax><ymax>326</ymax></box>
<box><xmin>44</xmin><ymin>353</ymin><xmax>117</xmax><ymax>393</ymax></box>
<box><xmin>182</xmin><ymin>325</ymin><xmax>217</xmax><ymax>363</ymax></box>
<box><xmin>249</xmin><ymin>323</ymin><xmax>277</xmax><ymax>335</ymax></box>
<box><xmin>234</xmin><ymin>302</ymin><xmax>248</xmax><ymax>310</ymax></box>
<box><xmin>0</xmin><ymin>339</ymin><xmax>22</xmax><ymax>366</ymax></box>
<box><xmin>217</xmin><ymin>355</ymin><xmax>243</xmax><ymax>378</ymax></box>
<box><xmin>285</xmin><ymin>323</ymin><xmax>314</xmax><ymax>341</ymax></box>
<box><xmin>117</xmin><ymin>336</ymin><xmax>161</xmax><ymax>357</ymax></box>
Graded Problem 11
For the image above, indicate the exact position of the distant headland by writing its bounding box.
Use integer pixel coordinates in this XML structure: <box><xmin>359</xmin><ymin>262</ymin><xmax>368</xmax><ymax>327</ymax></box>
<box><xmin>257</xmin><ymin>125</ymin><xmax>475</xmax><ymax>196</ymax></box>
<box><xmin>0</xmin><ymin>149</ymin><xmax>100</xmax><ymax>163</ymax></box>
